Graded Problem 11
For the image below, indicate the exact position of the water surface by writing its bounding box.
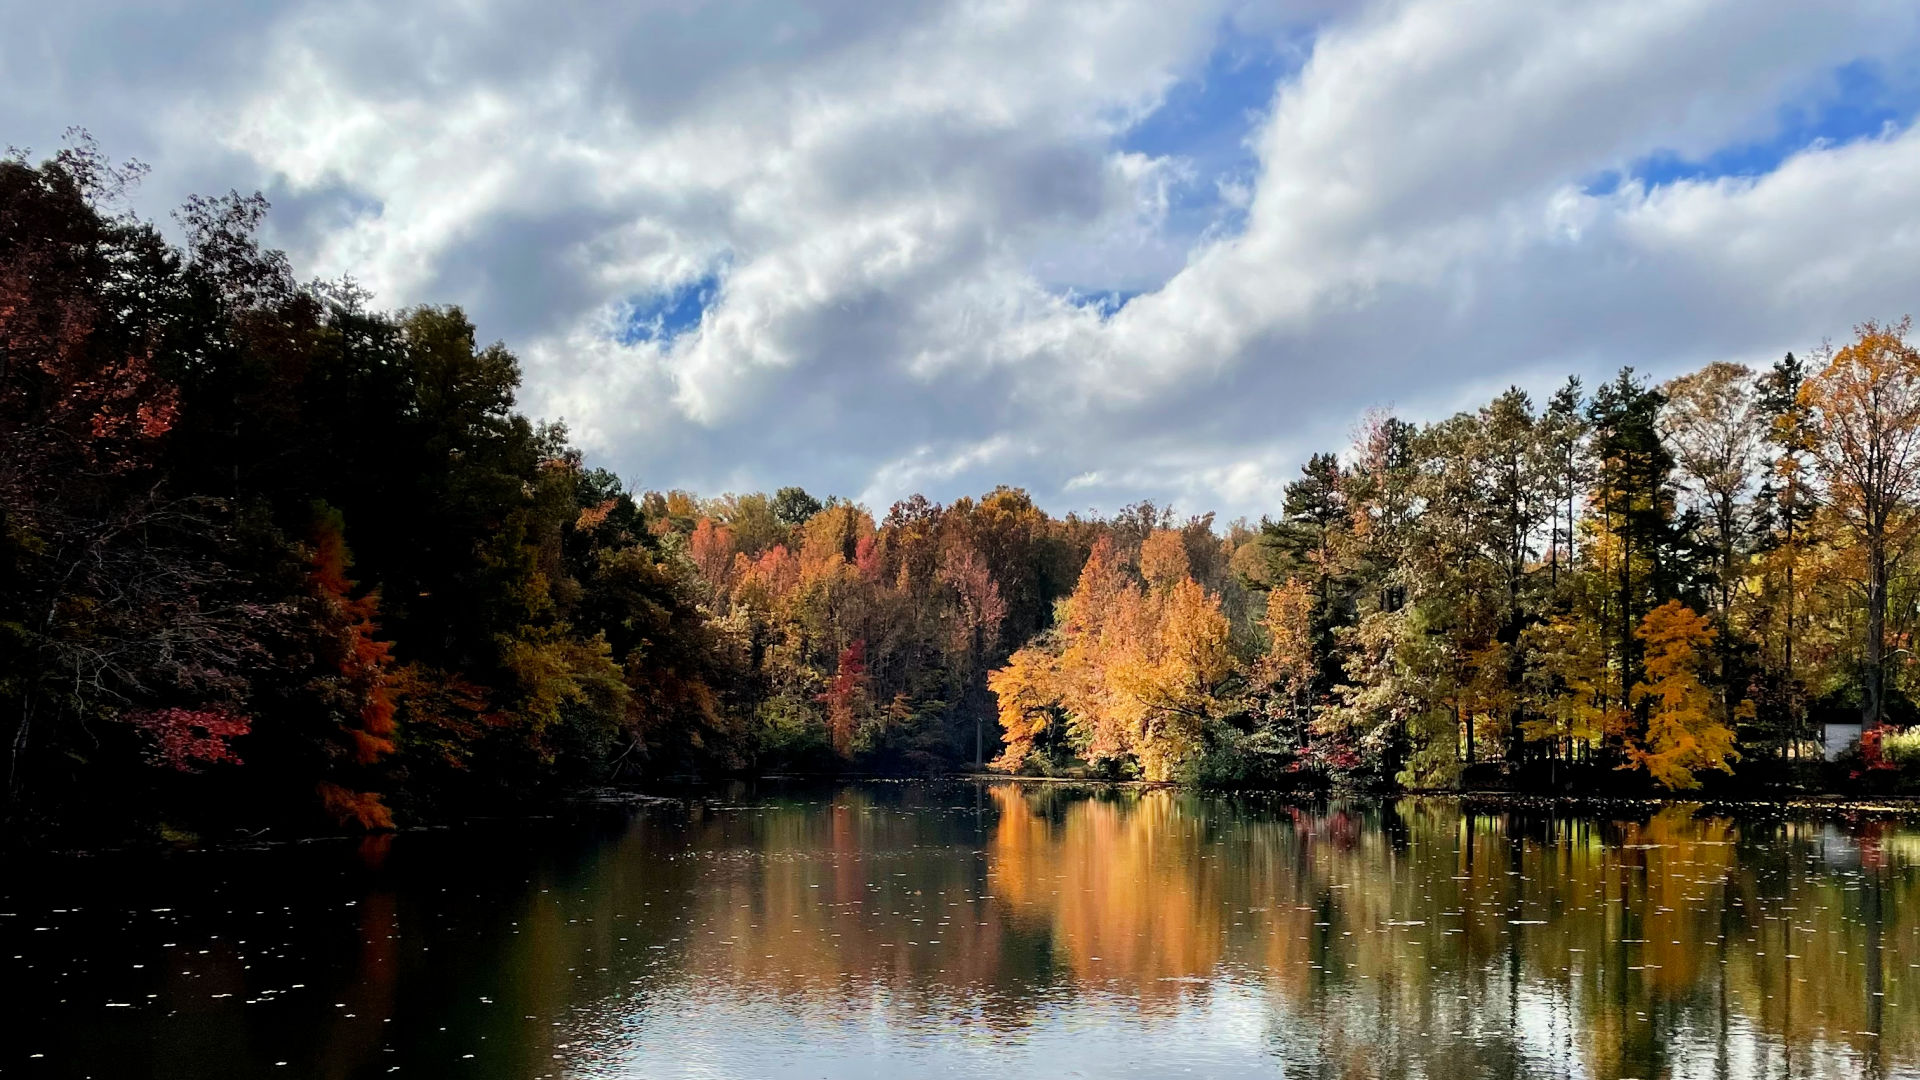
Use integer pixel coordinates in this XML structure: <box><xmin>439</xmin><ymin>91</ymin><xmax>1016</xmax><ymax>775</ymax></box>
<box><xmin>5</xmin><ymin>782</ymin><xmax>1918</xmax><ymax>1078</ymax></box>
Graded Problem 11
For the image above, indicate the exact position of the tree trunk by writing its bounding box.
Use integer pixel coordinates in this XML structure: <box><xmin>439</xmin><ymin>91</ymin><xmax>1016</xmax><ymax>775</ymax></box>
<box><xmin>1865</xmin><ymin>539</ymin><xmax>1888</xmax><ymax>732</ymax></box>
<box><xmin>1621</xmin><ymin>524</ymin><xmax>1634</xmax><ymax>718</ymax></box>
<box><xmin>6</xmin><ymin>696</ymin><xmax>30</xmax><ymax>809</ymax></box>
<box><xmin>1786</xmin><ymin>508</ymin><xmax>1797</xmax><ymax>755</ymax></box>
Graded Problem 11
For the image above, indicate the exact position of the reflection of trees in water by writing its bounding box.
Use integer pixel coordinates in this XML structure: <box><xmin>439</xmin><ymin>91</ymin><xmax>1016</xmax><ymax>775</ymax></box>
<box><xmin>668</xmin><ymin>786</ymin><xmax>1056</xmax><ymax>1027</ymax></box>
<box><xmin>972</xmin><ymin>788</ymin><xmax>1920</xmax><ymax>1078</ymax></box>
<box><xmin>46</xmin><ymin>786</ymin><xmax>1916</xmax><ymax>1077</ymax></box>
<box><xmin>990</xmin><ymin>786</ymin><xmax>1228</xmax><ymax>996</ymax></box>
<box><xmin>597</xmin><ymin>786</ymin><xmax>1920</xmax><ymax>1077</ymax></box>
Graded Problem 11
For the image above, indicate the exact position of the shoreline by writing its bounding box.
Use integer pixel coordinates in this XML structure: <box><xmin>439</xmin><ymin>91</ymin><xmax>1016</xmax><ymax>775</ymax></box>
<box><xmin>11</xmin><ymin>776</ymin><xmax>1920</xmax><ymax>859</ymax></box>
<box><xmin>960</xmin><ymin>773</ymin><xmax>1920</xmax><ymax>815</ymax></box>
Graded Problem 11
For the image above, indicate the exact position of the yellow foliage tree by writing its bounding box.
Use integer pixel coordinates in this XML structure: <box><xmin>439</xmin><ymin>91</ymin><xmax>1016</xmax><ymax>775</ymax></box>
<box><xmin>988</xmin><ymin>644</ymin><xmax>1059</xmax><ymax>771</ymax></box>
<box><xmin>1258</xmin><ymin>578</ymin><xmax>1314</xmax><ymax>695</ymax></box>
<box><xmin>1624</xmin><ymin>601</ymin><xmax>1740</xmax><ymax>790</ymax></box>
<box><xmin>988</xmin><ymin>535</ymin><xmax>1232</xmax><ymax>781</ymax></box>
<box><xmin>1117</xmin><ymin>578</ymin><xmax>1233</xmax><ymax>780</ymax></box>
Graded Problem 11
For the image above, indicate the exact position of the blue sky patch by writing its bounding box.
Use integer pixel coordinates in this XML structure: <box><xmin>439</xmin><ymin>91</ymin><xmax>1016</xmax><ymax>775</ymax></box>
<box><xmin>617</xmin><ymin>270</ymin><xmax>723</xmax><ymax>345</ymax></box>
<box><xmin>1585</xmin><ymin>59</ymin><xmax>1917</xmax><ymax>195</ymax></box>
<box><xmin>1118</xmin><ymin>24</ymin><xmax>1309</xmax><ymax>235</ymax></box>
<box><xmin>1061</xmin><ymin>288</ymin><xmax>1141</xmax><ymax>319</ymax></box>
<box><xmin>1121</xmin><ymin>33</ymin><xmax>1294</xmax><ymax>173</ymax></box>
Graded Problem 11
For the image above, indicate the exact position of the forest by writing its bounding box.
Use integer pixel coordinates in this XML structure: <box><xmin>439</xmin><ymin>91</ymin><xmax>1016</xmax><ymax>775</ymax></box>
<box><xmin>8</xmin><ymin>142</ymin><xmax>1920</xmax><ymax>841</ymax></box>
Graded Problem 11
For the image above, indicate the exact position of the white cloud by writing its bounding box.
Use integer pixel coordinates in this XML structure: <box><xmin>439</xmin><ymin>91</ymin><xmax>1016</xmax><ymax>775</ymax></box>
<box><xmin>9</xmin><ymin>0</ymin><xmax>1920</xmax><ymax>519</ymax></box>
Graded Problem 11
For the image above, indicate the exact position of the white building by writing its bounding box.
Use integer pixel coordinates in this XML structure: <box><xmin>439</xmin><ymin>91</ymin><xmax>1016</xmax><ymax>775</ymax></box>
<box><xmin>1822</xmin><ymin>721</ymin><xmax>1863</xmax><ymax>761</ymax></box>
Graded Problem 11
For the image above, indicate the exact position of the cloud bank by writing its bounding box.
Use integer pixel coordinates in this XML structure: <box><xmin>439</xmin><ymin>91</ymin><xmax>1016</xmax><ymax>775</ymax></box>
<box><xmin>7</xmin><ymin>0</ymin><xmax>1920</xmax><ymax>518</ymax></box>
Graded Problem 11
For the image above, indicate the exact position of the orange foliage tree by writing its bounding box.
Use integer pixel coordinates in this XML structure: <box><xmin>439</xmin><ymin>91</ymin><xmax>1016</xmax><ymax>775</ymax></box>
<box><xmin>1623</xmin><ymin>601</ymin><xmax>1740</xmax><ymax>790</ymax></box>
<box><xmin>988</xmin><ymin>643</ymin><xmax>1061</xmax><ymax>770</ymax></box>
<box><xmin>689</xmin><ymin>516</ymin><xmax>737</xmax><ymax>600</ymax></box>
<box><xmin>309</xmin><ymin>507</ymin><xmax>399</xmax><ymax>829</ymax></box>
<box><xmin>991</xmin><ymin>532</ymin><xmax>1233</xmax><ymax>781</ymax></box>
<box><xmin>1800</xmin><ymin>319</ymin><xmax>1920</xmax><ymax>731</ymax></box>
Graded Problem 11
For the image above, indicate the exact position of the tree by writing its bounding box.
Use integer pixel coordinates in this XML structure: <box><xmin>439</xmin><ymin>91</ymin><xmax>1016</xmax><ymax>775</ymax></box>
<box><xmin>1662</xmin><ymin>362</ymin><xmax>1763</xmax><ymax>735</ymax></box>
<box><xmin>938</xmin><ymin>539</ymin><xmax>1008</xmax><ymax>766</ymax></box>
<box><xmin>1754</xmin><ymin>353</ymin><xmax>1820</xmax><ymax>752</ymax></box>
<box><xmin>1662</xmin><ymin>362</ymin><xmax>1762</xmax><ymax>616</ymax></box>
<box><xmin>1587</xmin><ymin>369</ymin><xmax>1685</xmax><ymax>736</ymax></box>
<box><xmin>1257</xmin><ymin>578</ymin><xmax>1316</xmax><ymax>742</ymax></box>
<box><xmin>1542</xmin><ymin>378</ymin><xmax>1588</xmax><ymax>587</ymax></box>
<box><xmin>1118</xmin><ymin>577</ymin><xmax>1233</xmax><ymax>781</ymax></box>
<box><xmin>1138</xmin><ymin>529</ymin><xmax>1191</xmax><ymax>590</ymax></box>
<box><xmin>989</xmin><ymin>643</ymin><xmax>1060</xmax><ymax>771</ymax></box>
<box><xmin>1520</xmin><ymin>614</ymin><xmax>1610</xmax><ymax>765</ymax></box>
<box><xmin>818</xmin><ymin>640</ymin><xmax>871</xmax><ymax>757</ymax></box>
<box><xmin>306</xmin><ymin>506</ymin><xmax>399</xmax><ymax>829</ymax></box>
<box><xmin>1624</xmin><ymin>601</ymin><xmax>1740</xmax><ymax>790</ymax></box>
<box><xmin>773</xmin><ymin>486</ymin><xmax>824</xmax><ymax>527</ymax></box>
<box><xmin>1052</xmin><ymin>536</ymin><xmax>1136</xmax><ymax>766</ymax></box>
<box><xmin>1801</xmin><ymin>319</ymin><xmax>1920</xmax><ymax>731</ymax></box>
<box><xmin>689</xmin><ymin>516</ymin><xmax>737</xmax><ymax>601</ymax></box>
<box><xmin>1</xmin><ymin>143</ymin><xmax>271</xmax><ymax>818</ymax></box>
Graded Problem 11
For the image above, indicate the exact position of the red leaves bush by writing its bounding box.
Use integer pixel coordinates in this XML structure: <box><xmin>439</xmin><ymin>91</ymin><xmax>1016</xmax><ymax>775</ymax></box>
<box><xmin>125</xmin><ymin>707</ymin><xmax>251</xmax><ymax>772</ymax></box>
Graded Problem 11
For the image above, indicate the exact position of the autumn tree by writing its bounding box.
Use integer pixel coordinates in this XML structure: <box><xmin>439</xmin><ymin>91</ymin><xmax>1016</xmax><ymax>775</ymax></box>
<box><xmin>1</xmin><ymin>140</ymin><xmax>273</xmax><ymax>823</ymax></box>
<box><xmin>818</xmin><ymin>640</ymin><xmax>872</xmax><ymax>757</ymax></box>
<box><xmin>1662</xmin><ymin>362</ymin><xmax>1763</xmax><ymax>731</ymax></box>
<box><xmin>988</xmin><ymin>533</ymin><xmax>1233</xmax><ymax>781</ymax></box>
<box><xmin>1256</xmin><ymin>578</ymin><xmax>1316</xmax><ymax>742</ymax></box>
<box><xmin>1624</xmin><ymin>601</ymin><xmax>1740</xmax><ymax>790</ymax></box>
<box><xmin>1120</xmin><ymin>574</ymin><xmax>1233</xmax><ymax>781</ymax></box>
<box><xmin>306</xmin><ymin>506</ymin><xmax>399</xmax><ymax>830</ymax></box>
<box><xmin>988</xmin><ymin>644</ymin><xmax>1059</xmax><ymax>771</ymax></box>
<box><xmin>938</xmin><ymin>539</ymin><xmax>1008</xmax><ymax>765</ymax></box>
<box><xmin>1521</xmin><ymin>615</ymin><xmax>1610</xmax><ymax>765</ymax></box>
<box><xmin>1801</xmin><ymin>319</ymin><xmax>1920</xmax><ymax>731</ymax></box>
<box><xmin>689</xmin><ymin>516</ymin><xmax>737</xmax><ymax>602</ymax></box>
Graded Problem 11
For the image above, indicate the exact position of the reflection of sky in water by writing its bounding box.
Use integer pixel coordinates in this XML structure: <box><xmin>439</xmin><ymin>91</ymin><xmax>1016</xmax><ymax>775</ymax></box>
<box><xmin>4</xmin><ymin>784</ymin><xmax>1917</xmax><ymax>1079</ymax></box>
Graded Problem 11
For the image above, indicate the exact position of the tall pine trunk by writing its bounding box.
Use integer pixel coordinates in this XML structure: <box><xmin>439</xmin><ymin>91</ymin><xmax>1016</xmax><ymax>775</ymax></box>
<box><xmin>1865</xmin><ymin>539</ymin><xmax>1887</xmax><ymax>732</ymax></box>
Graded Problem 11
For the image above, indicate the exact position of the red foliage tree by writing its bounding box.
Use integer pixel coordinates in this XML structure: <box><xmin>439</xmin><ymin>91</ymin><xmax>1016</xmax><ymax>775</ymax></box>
<box><xmin>818</xmin><ymin>639</ymin><xmax>870</xmax><ymax>757</ymax></box>
<box><xmin>689</xmin><ymin>516</ymin><xmax>737</xmax><ymax>598</ymax></box>
<box><xmin>3</xmin><ymin>141</ymin><xmax>271</xmax><ymax>806</ymax></box>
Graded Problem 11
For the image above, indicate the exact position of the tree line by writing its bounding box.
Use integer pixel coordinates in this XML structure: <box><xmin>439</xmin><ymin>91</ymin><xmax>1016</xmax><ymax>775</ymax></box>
<box><xmin>991</xmin><ymin>328</ymin><xmax>1920</xmax><ymax>791</ymax></box>
<box><xmin>6</xmin><ymin>142</ymin><xmax>1919</xmax><ymax>839</ymax></box>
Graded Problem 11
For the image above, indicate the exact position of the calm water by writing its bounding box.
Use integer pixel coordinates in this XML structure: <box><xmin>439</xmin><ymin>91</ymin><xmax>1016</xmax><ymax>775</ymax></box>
<box><xmin>5</xmin><ymin>782</ymin><xmax>1919</xmax><ymax>1079</ymax></box>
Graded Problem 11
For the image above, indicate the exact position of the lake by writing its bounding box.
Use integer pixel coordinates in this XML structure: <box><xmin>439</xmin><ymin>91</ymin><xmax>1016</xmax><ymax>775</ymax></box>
<box><xmin>3</xmin><ymin>781</ymin><xmax>1916</xmax><ymax>1079</ymax></box>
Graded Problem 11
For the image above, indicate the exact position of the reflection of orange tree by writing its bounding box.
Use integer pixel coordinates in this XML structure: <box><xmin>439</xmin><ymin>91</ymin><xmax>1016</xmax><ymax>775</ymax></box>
<box><xmin>988</xmin><ymin>786</ymin><xmax>1227</xmax><ymax>1001</ymax></box>
<box><xmin>317</xmin><ymin>874</ymin><xmax>398</xmax><ymax>1080</ymax></box>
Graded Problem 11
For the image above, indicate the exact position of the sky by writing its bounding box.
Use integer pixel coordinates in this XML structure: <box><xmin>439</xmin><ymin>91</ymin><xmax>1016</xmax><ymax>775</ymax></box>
<box><xmin>7</xmin><ymin>0</ymin><xmax>1920</xmax><ymax>521</ymax></box>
